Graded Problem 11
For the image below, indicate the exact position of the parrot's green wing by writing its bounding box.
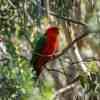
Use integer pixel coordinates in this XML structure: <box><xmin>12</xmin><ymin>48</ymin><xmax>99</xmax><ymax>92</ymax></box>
<box><xmin>31</xmin><ymin>32</ymin><xmax>46</xmax><ymax>67</ymax></box>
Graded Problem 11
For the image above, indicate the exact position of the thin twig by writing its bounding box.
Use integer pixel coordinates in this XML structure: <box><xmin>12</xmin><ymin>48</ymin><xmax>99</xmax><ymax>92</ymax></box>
<box><xmin>71</xmin><ymin>57</ymin><xmax>100</xmax><ymax>65</ymax></box>
<box><xmin>23</xmin><ymin>32</ymin><xmax>34</xmax><ymax>48</ymax></box>
<box><xmin>46</xmin><ymin>68</ymin><xmax>68</xmax><ymax>76</ymax></box>
<box><xmin>0</xmin><ymin>58</ymin><xmax>9</xmax><ymax>62</ymax></box>
<box><xmin>7</xmin><ymin>0</ymin><xmax>16</xmax><ymax>8</ymax></box>
<box><xmin>32</xmin><ymin>51</ymin><xmax>60</xmax><ymax>57</ymax></box>
<box><xmin>24</xmin><ymin>0</ymin><xmax>34</xmax><ymax>24</ymax></box>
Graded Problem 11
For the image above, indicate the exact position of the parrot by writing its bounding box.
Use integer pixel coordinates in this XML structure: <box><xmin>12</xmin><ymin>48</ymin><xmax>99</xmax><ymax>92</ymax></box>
<box><xmin>31</xmin><ymin>27</ymin><xmax>59</xmax><ymax>78</ymax></box>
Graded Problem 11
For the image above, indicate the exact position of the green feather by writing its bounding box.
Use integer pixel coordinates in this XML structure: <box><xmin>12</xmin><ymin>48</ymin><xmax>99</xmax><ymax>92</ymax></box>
<box><xmin>31</xmin><ymin>32</ymin><xmax>46</xmax><ymax>66</ymax></box>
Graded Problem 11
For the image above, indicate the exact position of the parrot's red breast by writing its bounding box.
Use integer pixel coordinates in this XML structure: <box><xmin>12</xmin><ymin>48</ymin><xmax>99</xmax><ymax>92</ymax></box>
<box><xmin>32</xmin><ymin>27</ymin><xmax>59</xmax><ymax>77</ymax></box>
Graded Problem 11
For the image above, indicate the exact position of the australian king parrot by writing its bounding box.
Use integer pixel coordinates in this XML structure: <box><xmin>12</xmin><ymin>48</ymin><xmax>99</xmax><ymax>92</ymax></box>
<box><xmin>31</xmin><ymin>27</ymin><xmax>59</xmax><ymax>78</ymax></box>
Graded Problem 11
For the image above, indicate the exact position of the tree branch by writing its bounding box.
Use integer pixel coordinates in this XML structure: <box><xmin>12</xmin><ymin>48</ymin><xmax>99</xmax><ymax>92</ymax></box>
<box><xmin>49</xmin><ymin>11</ymin><xmax>87</xmax><ymax>26</ymax></box>
<box><xmin>50</xmin><ymin>32</ymin><xmax>90</xmax><ymax>62</ymax></box>
<box><xmin>52</xmin><ymin>76</ymin><xmax>80</xmax><ymax>100</ymax></box>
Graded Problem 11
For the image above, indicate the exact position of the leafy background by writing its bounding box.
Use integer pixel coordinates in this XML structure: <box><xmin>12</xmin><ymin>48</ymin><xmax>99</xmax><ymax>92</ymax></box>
<box><xmin>0</xmin><ymin>0</ymin><xmax>100</xmax><ymax>100</ymax></box>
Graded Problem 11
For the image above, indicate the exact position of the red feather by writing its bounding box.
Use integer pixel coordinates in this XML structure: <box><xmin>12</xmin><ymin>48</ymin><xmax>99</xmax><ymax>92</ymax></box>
<box><xmin>35</xmin><ymin>27</ymin><xmax>59</xmax><ymax>76</ymax></box>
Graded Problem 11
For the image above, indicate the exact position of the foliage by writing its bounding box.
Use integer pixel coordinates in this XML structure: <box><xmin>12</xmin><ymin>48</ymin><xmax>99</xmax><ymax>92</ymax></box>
<box><xmin>0</xmin><ymin>0</ymin><xmax>100</xmax><ymax>100</ymax></box>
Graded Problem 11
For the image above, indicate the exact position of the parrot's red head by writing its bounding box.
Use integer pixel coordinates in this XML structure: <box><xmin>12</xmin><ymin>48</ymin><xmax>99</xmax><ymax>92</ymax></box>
<box><xmin>46</xmin><ymin>27</ymin><xmax>59</xmax><ymax>40</ymax></box>
<box><xmin>46</xmin><ymin>27</ymin><xmax>59</xmax><ymax>35</ymax></box>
